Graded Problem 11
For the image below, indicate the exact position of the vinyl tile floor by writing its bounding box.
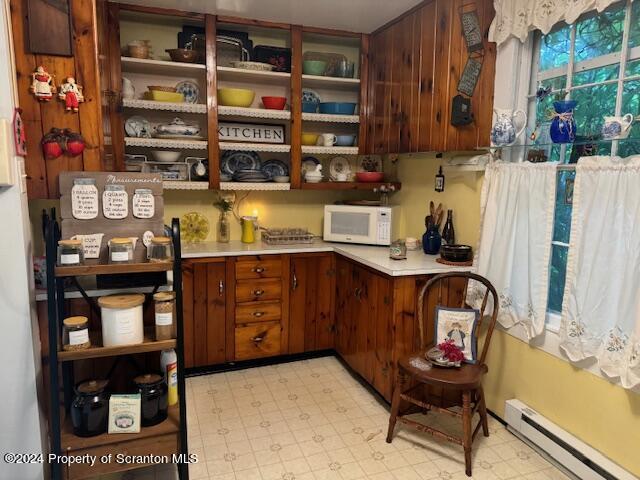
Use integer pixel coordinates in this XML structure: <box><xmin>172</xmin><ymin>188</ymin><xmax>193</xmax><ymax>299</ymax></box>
<box><xmin>101</xmin><ymin>356</ymin><xmax>571</xmax><ymax>480</ymax></box>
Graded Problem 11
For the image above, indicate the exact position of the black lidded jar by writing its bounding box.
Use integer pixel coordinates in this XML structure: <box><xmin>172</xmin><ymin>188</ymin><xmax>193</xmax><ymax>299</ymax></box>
<box><xmin>134</xmin><ymin>373</ymin><xmax>168</xmax><ymax>427</ymax></box>
<box><xmin>71</xmin><ymin>379</ymin><xmax>109</xmax><ymax>437</ymax></box>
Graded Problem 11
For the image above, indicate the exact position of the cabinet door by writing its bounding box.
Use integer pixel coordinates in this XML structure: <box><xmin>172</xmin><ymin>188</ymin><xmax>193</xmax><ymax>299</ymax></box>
<box><xmin>335</xmin><ymin>257</ymin><xmax>353</xmax><ymax>359</ymax></box>
<box><xmin>182</xmin><ymin>259</ymin><xmax>226</xmax><ymax>368</ymax></box>
<box><xmin>289</xmin><ymin>254</ymin><xmax>335</xmax><ymax>354</ymax></box>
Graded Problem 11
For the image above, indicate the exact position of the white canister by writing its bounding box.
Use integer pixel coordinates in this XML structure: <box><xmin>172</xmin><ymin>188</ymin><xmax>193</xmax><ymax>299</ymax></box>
<box><xmin>97</xmin><ymin>294</ymin><xmax>145</xmax><ymax>346</ymax></box>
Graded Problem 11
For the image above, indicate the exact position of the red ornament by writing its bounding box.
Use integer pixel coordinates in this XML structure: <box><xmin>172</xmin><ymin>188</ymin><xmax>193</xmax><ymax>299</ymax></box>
<box><xmin>41</xmin><ymin>128</ymin><xmax>64</xmax><ymax>159</ymax></box>
<box><xmin>437</xmin><ymin>339</ymin><xmax>465</xmax><ymax>363</ymax></box>
<box><xmin>63</xmin><ymin>130</ymin><xmax>85</xmax><ymax>156</ymax></box>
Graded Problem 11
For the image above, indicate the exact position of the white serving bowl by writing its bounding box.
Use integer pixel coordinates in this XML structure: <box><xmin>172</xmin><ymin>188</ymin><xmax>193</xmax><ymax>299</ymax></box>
<box><xmin>273</xmin><ymin>176</ymin><xmax>290</xmax><ymax>183</ymax></box>
<box><xmin>151</xmin><ymin>150</ymin><xmax>182</xmax><ymax>162</ymax></box>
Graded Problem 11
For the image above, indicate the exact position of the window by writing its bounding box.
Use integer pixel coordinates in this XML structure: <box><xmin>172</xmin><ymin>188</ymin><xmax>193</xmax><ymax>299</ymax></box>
<box><xmin>527</xmin><ymin>0</ymin><xmax>640</xmax><ymax>322</ymax></box>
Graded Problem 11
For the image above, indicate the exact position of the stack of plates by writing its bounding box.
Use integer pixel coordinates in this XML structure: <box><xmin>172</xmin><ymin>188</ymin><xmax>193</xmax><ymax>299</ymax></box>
<box><xmin>233</xmin><ymin>169</ymin><xmax>270</xmax><ymax>182</ymax></box>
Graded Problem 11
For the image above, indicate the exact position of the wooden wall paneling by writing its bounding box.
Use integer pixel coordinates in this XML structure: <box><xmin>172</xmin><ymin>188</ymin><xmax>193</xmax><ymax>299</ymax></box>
<box><xmin>106</xmin><ymin>3</ymin><xmax>125</xmax><ymax>172</ymax></box>
<box><xmin>398</xmin><ymin>14</ymin><xmax>414</xmax><ymax>153</ymax></box>
<box><xmin>10</xmin><ymin>0</ymin><xmax>48</xmax><ymax>198</ymax></box>
<box><xmin>290</xmin><ymin>25</ymin><xmax>303</xmax><ymax>189</ymax></box>
<box><xmin>117</xmin><ymin>3</ymin><xmax>204</xmax><ymax>20</ymax></box>
<box><xmin>408</xmin><ymin>7</ymin><xmax>423</xmax><ymax>152</ymax></box>
<box><xmin>388</xmin><ymin>23</ymin><xmax>402</xmax><ymax>153</ymax></box>
<box><xmin>369</xmin><ymin>30</ymin><xmax>383</xmax><ymax>153</ymax></box>
<box><xmin>206</xmin><ymin>262</ymin><xmax>226</xmax><ymax>364</ymax></box>
<box><xmin>71</xmin><ymin>0</ymin><xmax>104</xmax><ymax>172</ymax></box>
<box><xmin>431</xmin><ymin>0</ymin><xmax>454</xmax><ymax>152</ymax></box>
<box><xmin>225</xmin><ymin>256</ymin><xmax>236</xmax><ymax>361</ymax></box>
<box><xmin>358</xmin><ymin>34</ymin><xmax>369</xmax><ymax>154</ymax></box>
<box><xmin>193</xmin><ymin>263</ymin><xmax>208</xmax><ymax>366</ymax></box>
<box><xmin>205</xmin><ymin>14</ymin><xmax>220</xmax><ymax>189</ymax></box>
<box><xmin>417</xmin><ymin>1</ymin><xmax>438</xmax><ymax>152</ymax></box>
<box><xmin>315</xmin><ymin>254</ymin><xmax>335</xmax><ymax>350</ymax></box>
<box><xmin>380</xmin><ymin>27</ymin><xmax>394</xmax><ymax>154</ymax></box>
<box><xmin>182</xmin><ymin>261</ymin><xmax>195</xmax><ymax>368</ymax></box>
<box><xmin>216</xmin><ymin>15</ymin><xmax>290</xmax><ymax>30</ymax></box>
<box><xmin>280</xmin><ymin>254</ymin><xmax>291</xmax><ymax>354</ymax></box>
<box><xmin>444</xmin><ymin>0</ymin><xmax>468</xmax><ymax>150</ymax></box>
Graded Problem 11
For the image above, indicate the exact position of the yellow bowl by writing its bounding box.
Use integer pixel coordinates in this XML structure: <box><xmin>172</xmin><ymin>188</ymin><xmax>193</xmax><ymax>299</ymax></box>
<box><xmin>301</xmin><ymin>133</ymin><xmax>319</xmax><ymax>145</ymax></box>
<box><xmin>217</xmin><ymin>87</ymin><xmax>255</xmax><ymax>107</ymax></box>
<box><xmin>145</xmin><ymin>90</ymin><xmax>184</xmax><ymax>103</ymax></box>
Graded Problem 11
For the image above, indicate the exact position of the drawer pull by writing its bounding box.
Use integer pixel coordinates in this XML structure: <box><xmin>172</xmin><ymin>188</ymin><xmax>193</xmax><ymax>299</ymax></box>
<box><xmin>292</xmin><ymin>272</ymin><xmax>298</xmax><ymax>290</ymax></box>
<box><xmin>252</xmin><ymin>267</ymin><xmax>265</xmax><ymax>273</ymax></box>
<box><xmin>251</xmin><ymin>333</ymin><xmax>266</xmax><ymax>343</ymax></box>
<box><xmin>253</xmin><ymin>289</ymin><xmax>264</xmax><ymax>296</ymax></box>
<box><xmin>253</xmin><ymin>311</ymin><xmax>265</xmax><ymax>318</ymax></box>
<box><xmin>219</xmin><ymin>280</ymin><xmax>224</xmax><ymax>295</ymax></box>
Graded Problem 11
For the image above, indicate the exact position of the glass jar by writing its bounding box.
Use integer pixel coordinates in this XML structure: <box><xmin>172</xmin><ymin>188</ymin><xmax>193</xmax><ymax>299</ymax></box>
<box><xmin>132</xmin><ymin>188</ymin><xmax>155</xmax><ymax>219</ymax></box>
<box><xmin>71</xmin><ymin>379</ymin><xmax>109</xmax><ymax>437</ymax></box>
<box><xmin>62</xmin><ymin>316</ymin><xmax>90</xmax><ymax>351</ymax></box>
<box><xmin>102</xmin><ymin>184</ymin><xmax>128</xmax><ymax>219</ymax></box>
<box><xmin>133</xmin><ymin>373</ymin><xmax>168</xmax><ymax>427</ymax></box>
<box><xmin>390</xmin><ymin>240</ymin><xmax>407</xmax><ymax>260</ymax></box>
<box><xmin>57</xmin><ymin>239</ymin><xmax>84</xmax><ymax>266</ymax></box>
<box><xmin>109</xmin><ymin>237</ymin><xmax>134</xmax><ymax>263</ymax></box>
<box><xmin>147</xmin><ymin>236</ymin><xmax>173</xmax><ymax>263</ymax></box>
<box><xmin>153</xmin><ymin>291</ymin><xmax>175</xmax><ymax>341</ymax></box>
<box><xmin>217</xmin><ymin>211</ymin><xmax>230</xmax><ymax>243</ymax></box>
<box><xmin>71</xmin><ymin>178</ymin><xmax>99</xmax><ymax>219</ymax></box>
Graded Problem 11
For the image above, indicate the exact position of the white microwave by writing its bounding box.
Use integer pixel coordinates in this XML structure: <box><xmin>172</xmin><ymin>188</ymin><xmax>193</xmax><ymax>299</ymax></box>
<box><xmin>323</xmin><ymin>205</ymin><xmax>399</xmax><ymax>246</ymax></box>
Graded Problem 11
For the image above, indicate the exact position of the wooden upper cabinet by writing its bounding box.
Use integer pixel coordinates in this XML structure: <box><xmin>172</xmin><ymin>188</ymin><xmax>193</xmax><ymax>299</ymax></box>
<box><xmin>366</xmin><ymin>0</ymin><xmax>496</xmax><ymax>154</ymax></box>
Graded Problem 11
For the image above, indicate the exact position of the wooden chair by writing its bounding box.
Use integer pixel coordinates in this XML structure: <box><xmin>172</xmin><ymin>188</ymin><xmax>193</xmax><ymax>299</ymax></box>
<box><xmin>386</xmin><ymin>272</ymin><xmax>499</xmax><ymax>477</ymax></box>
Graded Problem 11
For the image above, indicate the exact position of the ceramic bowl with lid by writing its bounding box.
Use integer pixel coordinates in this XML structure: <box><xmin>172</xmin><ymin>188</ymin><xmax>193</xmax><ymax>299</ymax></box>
<box><xmin>71</xmin><ymin>379</ymin><xmax>109</xmax><ymax>437</ymax></box>
<box><xmin>97</xmin><ymin>294</ymin><xmax>145</xmax><ymax>346</ymax></box>
<box><xmin>134</xmin><ymin>373</ymin><xmax>168</xmax><ymax>426</ymax></box>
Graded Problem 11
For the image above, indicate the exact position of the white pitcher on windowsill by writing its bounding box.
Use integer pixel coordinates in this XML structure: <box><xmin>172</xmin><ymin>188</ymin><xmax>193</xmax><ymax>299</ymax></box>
<box><xmin>490</xmin><ymin>108</ymin><xmax>527</xmax><ymax>147</ymax></box>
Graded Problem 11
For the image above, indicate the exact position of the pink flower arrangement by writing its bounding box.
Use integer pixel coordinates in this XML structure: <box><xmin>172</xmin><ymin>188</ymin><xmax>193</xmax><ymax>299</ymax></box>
<box><xmin>437</xmin><ymin>339</ymin><xmax>465</xmax><ymax>363</ymax></box>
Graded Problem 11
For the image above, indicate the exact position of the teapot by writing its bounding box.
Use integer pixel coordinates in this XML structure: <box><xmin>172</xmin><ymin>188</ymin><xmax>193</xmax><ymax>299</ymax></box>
<box><xmin>304</xmin><ymin>164</ymin><xmax>323</xmax><ymax>183</ymax></box>
<box><xmin>490</xmin><ymin>108</ymin><xmax>526</xmax><ymax>146</ymax></box>
<box><xmin>602</xmin><ymin>113</ymin><xmax>634</xmax><ymax>140</ymax></box>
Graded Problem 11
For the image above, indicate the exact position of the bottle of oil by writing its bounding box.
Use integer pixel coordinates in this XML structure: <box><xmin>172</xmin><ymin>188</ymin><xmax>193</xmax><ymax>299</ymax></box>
<box><xmin>442</xmin><ymin>210</ymin><xmax>455</xmax><ymax>245</ymax></box>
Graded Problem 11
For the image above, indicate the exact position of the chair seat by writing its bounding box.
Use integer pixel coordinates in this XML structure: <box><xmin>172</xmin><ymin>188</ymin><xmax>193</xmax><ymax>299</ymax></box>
<box><xmin>398</xmin><ymin>352</ymin><xmax>488</xmax><ymax>390</ymax></box>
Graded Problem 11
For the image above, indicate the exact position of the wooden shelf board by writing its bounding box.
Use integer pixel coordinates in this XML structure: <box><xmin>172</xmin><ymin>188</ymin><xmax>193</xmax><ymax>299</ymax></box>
<box><xmin>302</xmin><ymin>74</ymin><xmax>360</xmax><ymax>90</ymax></box>
<box><xmin>121</xmin><ymin>56</ymin><xmax>206</xmax><ymax>75</ymax></box>
<box><xmin>58</xmin><ymin>331</ymin><xmax>177</xmax><ymax>362</ymax></box>
<box><xmin>55</xmin><ymin>261</ymin><xmax>173</xmax><ymax>277</ymax></box>
<box><xmin>301</xmin><ymin>181</ymin><xmax>401</xmax><ymax>191</ymax></box>
<box><xmin>217</xmin><ymin>66</ymin><xmax>290</xmax><ymax>85</ymax></box>
<box><xmin>219</xmin><ymin>142</ymin><xmax>291</xmax><ymax>153</ymax></box>
<box><xmin>301</xmin><ymin>145</ymin><xmax>359</xmax><ymax>155</ymax></box>
<box><xmin>301</xmin><ymin>113</ymin><xmax>360</xmax><ymax>123</ymax></box>
<box><xmin>163</xmin><ymin>181</ymin><xmax>209</xmax><ymax>190</ymax></box>
<box><xmin>61</xmin><ymin>405</ymin><xmax>180</xmax><ymax>452</ymax></box>
<box><xmin>122</xmin><ymin>99</ymin><xmax>207</xmax><ymax>114</ymax></box>
<box><xmin>220</xmin><ymin>182</ymin><xmax>291</xmax><ymax>191</ymax></box>
<box><xmin>218</xmin><ymin>106</ymin><xmax>291</xmax><ymax>120</ymax></box>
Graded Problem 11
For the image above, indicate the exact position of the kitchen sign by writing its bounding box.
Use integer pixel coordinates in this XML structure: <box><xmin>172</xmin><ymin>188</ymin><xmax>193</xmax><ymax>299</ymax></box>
<box><xmin>218</xmin><ymin>122</ymin><xmax>285</xmax><ymax>144</ymax></box>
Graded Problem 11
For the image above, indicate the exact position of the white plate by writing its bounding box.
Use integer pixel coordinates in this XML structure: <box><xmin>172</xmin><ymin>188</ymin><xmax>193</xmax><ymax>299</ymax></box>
<box><xmin>125</xmin><ymin>116</ymin><xmax>152</xmax><ymax>138</ymax></box>
<box><xmin>329</xmin><ymin>156</ymin><xmax>352</xmax><ymax>181</ymax></box>
<box><xmin>175</xmin><ymin>81</ymin><xmax>200</xmax><ymax>104</ymax></box>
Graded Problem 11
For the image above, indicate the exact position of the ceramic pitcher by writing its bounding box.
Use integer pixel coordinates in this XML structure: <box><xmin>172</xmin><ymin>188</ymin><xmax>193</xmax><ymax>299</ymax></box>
<box><xmin>491</xmin><ymin>108</ymin><xmax>526</xmax><ymax>146</ymax></box>
<box><xmin>602</xmin><ymin>113</ymin><xmax>634</xmax><ymax>140</ymax></box>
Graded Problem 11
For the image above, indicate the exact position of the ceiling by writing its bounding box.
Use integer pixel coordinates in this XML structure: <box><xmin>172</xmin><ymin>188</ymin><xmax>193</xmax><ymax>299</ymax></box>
<box><xmin>119</xmin><ymin>0</ymin><xmax>423</xmax><ymax>33</ymax></box>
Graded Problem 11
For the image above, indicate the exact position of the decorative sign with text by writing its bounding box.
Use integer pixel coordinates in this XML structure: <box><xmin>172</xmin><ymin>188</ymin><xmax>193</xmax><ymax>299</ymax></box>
<box><xmin>218</xmin><ymin>122</ymin><xmax>285</xmax><ymax>144</ymax></box>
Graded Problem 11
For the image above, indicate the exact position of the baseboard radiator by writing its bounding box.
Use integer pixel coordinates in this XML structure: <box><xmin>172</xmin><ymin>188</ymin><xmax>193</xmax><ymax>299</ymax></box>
<box><xmin>504</xmin><ymin>399</ymin><xmax>637</xmax><ymax>480</ymax></box>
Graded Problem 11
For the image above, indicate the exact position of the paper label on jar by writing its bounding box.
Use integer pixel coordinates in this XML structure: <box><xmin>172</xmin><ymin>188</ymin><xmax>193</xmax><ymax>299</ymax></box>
<box><xmin>133</xmin><ymin>193</ymin><xmax>155</xmax><ymax>219</ymax></box>
<box><xmin>60</xmin><ymin>253</ymin><xmax>80</xmax><ymax>265</ymax></box>
<box><xmin>155</xmin><ymin>312</ymin><xmax>173</xmax><ymax>326</ymax></box>
<box><xmin>72</xmin><ymin>233</ymin><xmax>104</xmax><ymax>259</ymax></box>
<box><xmin>103</xmin><ymin>190</ymin><xmax>129</xmax><ymax>219</ymax></box>
<box><xmin>116</xmin><ymin>309</ymin><xmax>136</xmax><ymax>336</ymax></box>
<box><xmin>111</xmin><ymin>250</ymin><xmax>130</xmax><ymax>262</ymax></box>
<box><xmin>68</xmin><ymin>328</ymin><xmax>89</xmax><ymax>345</ymax></box>
<box><xmin>71</xmin><ymin>185</ymin><xmax>99</xmax><ymax>219</ymax></box>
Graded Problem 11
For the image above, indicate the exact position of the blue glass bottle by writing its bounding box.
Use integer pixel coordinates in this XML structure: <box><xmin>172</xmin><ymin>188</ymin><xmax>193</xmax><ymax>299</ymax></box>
<box><xmin>422</xmin><ymin>218</ymin><xmax>442</xmax><ymax>255</ymax></box>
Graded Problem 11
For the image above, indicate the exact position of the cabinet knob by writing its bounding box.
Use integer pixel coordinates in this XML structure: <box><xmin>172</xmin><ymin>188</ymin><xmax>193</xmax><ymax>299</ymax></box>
<box><xmin>253</xmin><ymin>311</ymin><xmax>265</xmax><ymax>318</ymax></box>
<box><xmin>251</xmin><ymin>334</ymin><xmax>266</xmax><ymax>343</ymax></box>
<box><xmin>253</xmin><ymin>289</ymin><xmax>264</xmax><ymax>296</ymax></box>
<box><xmin>252</xmin><ymin>266</ymin><xmax>265</xmax><ymax>273</ymax></box>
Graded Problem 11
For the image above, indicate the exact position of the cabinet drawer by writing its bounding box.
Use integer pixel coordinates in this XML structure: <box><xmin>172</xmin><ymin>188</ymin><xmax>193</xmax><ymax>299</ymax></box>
<box><xmin>235</xmin><ymin>322</ymin><xmax>281</xmax><ymax>360</ymax></box>
<box><xmin>236</xmin><ymin>278</ymin><xmax>282</xmax><ymax>303</ymax></box>
<box><xmin>236</xmin><ymin>301</ymin><xmax>281</xmax><ymax>324</ymax></box>
<box><xmin>235</xmin><ymin>257</ymin><xmax>282</xmax><ymax>279</ymax></box>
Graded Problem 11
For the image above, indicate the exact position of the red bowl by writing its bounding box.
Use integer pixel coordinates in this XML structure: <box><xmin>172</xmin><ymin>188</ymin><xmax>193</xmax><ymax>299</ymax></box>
<box><xmin>262</xmin><ymin>96</ymin><xmax>287</xmax><ymax>110</ymax></box>
<box><xmin>356</xmin><ymin>171</ymin><xmax>384</xmax><ymax>182</ymax></box>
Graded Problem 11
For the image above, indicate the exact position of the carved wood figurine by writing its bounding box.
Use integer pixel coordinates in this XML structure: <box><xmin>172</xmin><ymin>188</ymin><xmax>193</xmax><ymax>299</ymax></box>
<box><xmin>58</xmin><ymin>77</ymin><xmax>85</xmax><ymax>112</ymax></box>
<box><xmin>30</xmin><ymin>66</ymin><xmax>56</xmax><ymax>101</ymax></box>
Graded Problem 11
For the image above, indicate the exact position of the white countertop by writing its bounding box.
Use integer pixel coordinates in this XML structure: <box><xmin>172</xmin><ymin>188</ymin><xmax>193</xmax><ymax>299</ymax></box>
<box><xmin>182</xmin><ymin>240</ymin><xmax>473</xmax><ymax>277</ymax></box>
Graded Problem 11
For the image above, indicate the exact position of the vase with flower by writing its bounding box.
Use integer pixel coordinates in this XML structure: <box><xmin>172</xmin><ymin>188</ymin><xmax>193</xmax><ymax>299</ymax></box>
<box><xmin>214</xmin><ymin>197</ymin><xmax>232</xmax><ymax>243</ymax></box>
<box><xmin>548</xmin><ymin>90</ymin><xmax>577</xmax><ymax>143</ymax></box>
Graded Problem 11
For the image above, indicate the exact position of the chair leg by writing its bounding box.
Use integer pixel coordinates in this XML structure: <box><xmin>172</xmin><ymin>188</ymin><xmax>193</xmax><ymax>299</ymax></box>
<box><xmin>462</xmin><ymin>390</ymin><xmax>472</xmax><ymax>477</ymax></box>
<box><xmin>478</xmin><ymin>387</ymin><xmax>489</xmax><ymax>437</ymax></box>
<box><xmin>386</xmin><ymin>369</ymin><xmax>405</xmax><ymax>443</ymax></box>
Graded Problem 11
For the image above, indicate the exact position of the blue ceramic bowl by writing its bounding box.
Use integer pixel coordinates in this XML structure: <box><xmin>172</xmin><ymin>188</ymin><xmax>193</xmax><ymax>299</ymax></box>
<box><xmin>319</xmin><ymin>102</ymin><xmax>357</xmax><ymax>115</ymax></box>
<box><xmin>302</xmin><ymin>101</ymin><xmax>318</xmax><ymax>113</ymax></box>
<box><xmin>335</xmin><ymin>134</ymin><xmax>356</xmax><ymax>146</ymax></box>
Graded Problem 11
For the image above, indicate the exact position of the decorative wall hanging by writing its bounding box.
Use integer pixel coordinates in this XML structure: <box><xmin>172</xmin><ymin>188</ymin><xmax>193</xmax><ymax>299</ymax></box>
<box><xmin>27</xmin><ymin>0</ymin><xmax>73</xmax><ymax>56</ymax></box>
<box><xmin>13</xmin><ymin>109</ymin><xmax>27</xmax><ymax>157</ymax></box>
<box><xmin>451</xmin><ymin>95</ymin><xmax>473</xmax><ymax>126</ymax></box>
<box><xmin>218</xmin><ymin>122</ymin><xmax>285</xmax><ymax>144</ymax></box>
<box><xmin>460</xmin><ymin>11</ymin><xmax>484</xmax><ymax>52</ymax></box>
<box><xmin>41</xmin><ymin>128</ymin><xmax>85</xmax><ymax>159</ymax></box>
<box><xmin>458</xmin><ymin>57</ymin><xmax>483</xmax><ymax>97</ymax></box>
<box><xmin>30</xmin><ymin>66</ymin><xmax>56</xmax><ymax>102</ymax></box>
<box><xmin>58</xmin><ymin>77</ymin><xmax>85</xmax><ymax>112</ymax></box>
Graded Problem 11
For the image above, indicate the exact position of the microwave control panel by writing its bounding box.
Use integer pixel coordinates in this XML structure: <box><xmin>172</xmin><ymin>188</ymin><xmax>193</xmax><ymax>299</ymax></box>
<box><xmin>376</xmin><ymin>209</ymin><xmax>392</xmax><ymax>244</ymax></box>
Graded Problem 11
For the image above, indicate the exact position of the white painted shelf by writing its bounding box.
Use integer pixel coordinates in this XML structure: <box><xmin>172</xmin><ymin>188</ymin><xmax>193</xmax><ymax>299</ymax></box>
<box><xmin>301</xmin><ymin>146</ymin><xmax>359</xmax><ymax>155</ymax></box>
<box><xmin>302</xmin><ymin>74</ymin><xmax>360</xmax><ymax>91</ymax></box>
<box><xmin>218</xmin><ymin>106</ymin><xmax>291</xmax><ymax>120</ymax></box>
<box><xmin>124</xmin><ymin>137</ymin><xmax>208</xmax><ymax>150</ymax></box>
<box><xmin>302</xmin><ymin>113</ymin><xmax>360</xmax><ymax>123</ymax></box>
<box><xmin>220</xmin><ymin>182</ymin><xmax>291</xmax><ymax>191</ymax></box>
<box><xmin>217</xmin><ymin>66</ymin><xmax>290</xmax><ymax>85</ymax></box>
<box><xmin>121</xmin><ymin>56</ymin><xmax>206</xmax><ymax>75</ymax></box>
<box><xmin>219</xmin><ymin>142</ymin><xmax>291</xmax><ymax>153</ymax></box>
<box><xmin>122</xmin><ymin>99</ymin><xmax>207</xmax><ymax>114</ymax></box>
<box><xmin>163</xmin><ymin>181</ymin><xmax>209</xmax><ymax>190</ymax></box>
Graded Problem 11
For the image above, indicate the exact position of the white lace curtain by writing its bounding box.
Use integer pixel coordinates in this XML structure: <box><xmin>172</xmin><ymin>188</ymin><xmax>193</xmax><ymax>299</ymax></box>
<box><xmin>489</xmin><ymin>0</ymin><xmax>624</xmax><ymax>45</ymax></box>
<box><xmin>469</xmin><ymin>161</ymin><xmax>557</xmax><ymax>339</ymax></box>
<box><xmin>560</xmin><ymin>156</ymin><xmax>640</xmax><ymax>389</ymax></box>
